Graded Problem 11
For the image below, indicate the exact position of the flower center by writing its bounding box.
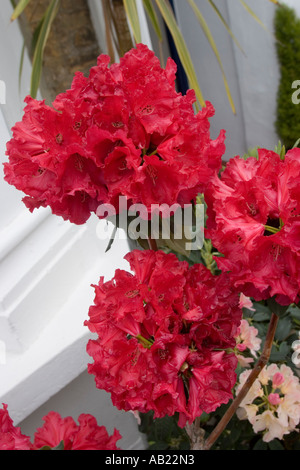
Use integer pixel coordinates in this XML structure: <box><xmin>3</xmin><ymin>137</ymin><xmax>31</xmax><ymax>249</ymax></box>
<box><xmin>264</xmin><ymin>217</ymin><xmax>282</xmax><ymax>236</ymax></box>
<box><xmin>136</xmin><ymin>334</ymin><xmax>153</xmax><ymax>349</ymax></box>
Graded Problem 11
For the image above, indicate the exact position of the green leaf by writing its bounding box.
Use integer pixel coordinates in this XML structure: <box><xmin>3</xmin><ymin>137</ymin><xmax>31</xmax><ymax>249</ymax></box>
<box><xmin>142</xmin><ymin>0</ymin><xmax>162</xmax><ymax>41</ymax></box>
<box><xmin>149</xmin><ymin>441</ymin><xmax>169</xmax><ymax>450</ymax></box>
<box><xmin>154</xmin><ymin>416</ymin><xmax>175</xmax><ymax>442</ymax></box>
<box><xmin>267</xmin><ymin>297</ymin><xmax>289</xmax><ymax>317</ymax></box>
<box><xmin>253</xmin><ymin>438</ymin><xmax>268</xmax><ymax>450</ymax></box>
<box><xmin>274</xmin><ymin>141</ymin><xmax>286</xmax><ymax>159</ymax></box>
<box><xmin>11</xmin><ymin>0</ymin><xmax>31</xmax><ymax>21</ymax></box>
<box><xmin>200</xmin><ymin>412</ymin><xmax>210</xmax><ymax>423</ymax></box>
<box><xmin>268</xmin><ymin>439</ymin><xmax>285</xmax><ymax>450</ymax></box>
<box><xmin>293</xmin><ymin>138</ymin><xmax>300</xmax><ymax>149</ymax></box>
<box><xmin>242</xmin><ymin>147</ymin><xmax>260</xmax><ymax>160</ymax></box>
<box><xmin>30</xmin><ymin>0</ymin><xmax>60</xmax><ymax>98</ymax></box>
<box><xmin>155</xmin><ymin>0</ymin><xmax>205</xmax><ymax>108</ymax></box>
<box><xmin>123</xmin><ymin>0</ymin><xmax>142</xmax><ymax>44</ymax></box>
<box><xmin>270</xmin><ymin>341</ymin><xmax>290</xmax><ymax>362</ymax></box>
<box><xmin>52</xmin><ymin>440</ymin><xmax>65</xmax><ymax>450</ymax></box>
<box><xmin>275</xmin><ymin>316</ymin><xmax>292</xmax><ymax>341</ymax></box>
<box><xmin>187</xmin><ymin>0</ymin><xmax>236</xmax><ymax>114</ymax></box>
<box><xmin>252</xmin><ymin>302</ymin><xmax>272</xmax><ymax>314</ymax></box>
<box><xmin>39</xmin><ymin>440</ymin><xmax>64</xmax><ymax>450</ymax></box>
<box><xmin>252</xmin><ymin>311</ymin><xmax>272</xmax><ymax>322</ymax></box>
<box><xmin>288</xmin><ymin>305</ymin><xmax>300</xmax><ymax>320</ymax></box>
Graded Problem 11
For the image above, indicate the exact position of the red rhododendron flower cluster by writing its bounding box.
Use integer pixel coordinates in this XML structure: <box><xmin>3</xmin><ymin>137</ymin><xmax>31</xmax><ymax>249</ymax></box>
<box><xmin>3</xmin><ymin>44</ymin><xmax>225</xmax><ymax>225</ymax></box>
<box><xmin>85</xmin><ymin>250</ymin><xmax>242</xmax><ymax>428</ymax></box>
<box><xmin>205</xmin><ymin>147</ymin><xmax>300</xmax><ymax>305</ymax></box>
<box><xmin>0</xmin><ymin>404</ymin><xmax>121</xmax><ymax>450</ymax></box>
<box><xmin>0</xmin><ymin>404</ymin><xmax>32</xmax><ymax>450</ymax></box>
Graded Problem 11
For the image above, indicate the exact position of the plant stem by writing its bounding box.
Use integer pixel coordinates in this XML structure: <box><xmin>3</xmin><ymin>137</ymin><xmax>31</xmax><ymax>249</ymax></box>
<box><xmin>202</xmin><ymin>312</ymin><xmax>279</xmax><ymax>450</ymax></box>
<box><xmin>185</xmin><ymin>417</ymin><xmax>206</xmax><ymax>450</ymax></box>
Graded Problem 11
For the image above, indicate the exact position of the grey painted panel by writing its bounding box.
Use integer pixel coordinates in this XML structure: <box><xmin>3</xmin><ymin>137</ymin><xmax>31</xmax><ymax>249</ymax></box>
<box><xmin>173</xmin><ymin>0</ymin><xmax>280</xmax><ymax>159</ymax></box>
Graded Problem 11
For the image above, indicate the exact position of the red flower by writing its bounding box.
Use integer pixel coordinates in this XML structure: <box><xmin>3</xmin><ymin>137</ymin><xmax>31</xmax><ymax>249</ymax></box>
<box><xmin>0</xmin><ymin>404</ymin><xmax>32</xmax><ymax>450</ymax></box>
<box><xmin>33</xmin><ymin>411</ymin><xmax>78</xmax><ymax>450</ymax></box>
<box><xmin>33</xmin><ymin>411</ymin><xmax>121</xmax><ymax>450</ymax></box>
<box><xmin>85</xmin><ymin>250</ymin><xmax>242</xmax><ymax>427</ymax></box>
<box><xmin>205</xmin><ymin>148</ymin><xmax>300</xmax><ymax>305</ymax></box>
<box><xmin>0</xmin><ymin>404</ymin><xmax>121</xmax><ymax>450</ymax></box>
<box><xmin>4</xmin><ymin>45</ymin><xmax>225</xmax><ymax>224</ymax></box>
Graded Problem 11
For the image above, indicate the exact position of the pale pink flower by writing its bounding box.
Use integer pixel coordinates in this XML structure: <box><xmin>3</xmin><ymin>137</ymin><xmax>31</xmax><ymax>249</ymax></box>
<box><xmin>278</xmin><ymin>364</ymin><xmax>300</xmax><ymax>395</ymax></box>
<box><xmin>236</xmin><ymin>404</ymin><xmax>259</xmax><ymax>425</ymax></box>
<box><xmin>268</xmin><ymin>393</ymin><xmax>281</xmax><ymax>406</ymax></box>
<box><xmin>259</xmin><ymin>363</ymin><xmax>278</xmax><ymax>386</ymax></box>
<box><xmin>272</xmin><ymin>373</ymin><xmax>285</xmax><ymax>388</ymax></box>
<box><xmin>236</xmin><ymin>364</ymin><xmax>300</xmax><ymax>443</ymax></box>
<box><xmin>235</xmin><ymin>319</ymin><xmax>261</xmax><ymax>367</ymax></box>
<box><xmin>277</xmin><ymin>394</ymin><xmax>300</xmax><ymax>428</ymax></box>
<box><xmin>239</xmin><ymin>294</ymin><xmax>255</xmax><ymax>311</ymax></box>
<box><xmin>129</xmin><ymin>410</ymin><xmax>141</xmax><ymax>426</ymax></box>
<box><xmin>236</xmin><ymin>355</ymin><xmax>254</xmax><ymax>368</ymax></box>
<box><xmin>252</xmin><ymin>410</ymin><xmax>287</xmax><ymax>442</ymax></box>
<box><xmin>236</xmin><ymin>370</ymin><xmax>264</xmax><ymax>407</ymax></box>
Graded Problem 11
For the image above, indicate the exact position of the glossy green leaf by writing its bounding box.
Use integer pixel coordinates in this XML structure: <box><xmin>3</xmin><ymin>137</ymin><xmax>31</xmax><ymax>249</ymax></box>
<box><xmin>155</xmin><ymin>0</ymin><xmax>205</xmax><ymax>108</ymax></box>
<box><xmin>275</xmin><ymin>316</ymin><xmax>292</xmax><ymax>341</ymax></box>
<box><xmin>187</xmin><ymin>0</ymin><xmax>236</xmax><ymax>114</ymax></box>
<box><xmin>142</xmin><ymin>0</ymin><xmax>162</xmax><ymax>41</ymax></box>
<box><xmin>270</xmin><ymin>341</ymin><xmax>290</xmax><ymax>362</ymax></box>
<box><xmin>252</xmin><ymin>311</ymin><xmax>272</xmax><ymax>322</ymax></box>
<box><xmin>253</xmin><ymin>438</ymin><xmax>268</xmax><ymax>450</ymax></box>
<box><xmin>123</xmin><ymin>0</ymin><xmax>142</xmax><ymax>44</ymax></box>
<box><xmin>30</xmin><ymin>0</ymin><xmax>60</xmax><ymax>98</ymax></box>
<box><xmin>267</xmin><ymin>297</ymin><xmax>289</xmax><ymax>317</ymax></box>
<box><xmin>11</xmin><ymin>0</ymin><xmax>31</xmax><ymax>21</ymax></box>
<box><xmin>268</xmin><ymin>439</ymin><xmax>285</xmax><ymax>450</ymax></box>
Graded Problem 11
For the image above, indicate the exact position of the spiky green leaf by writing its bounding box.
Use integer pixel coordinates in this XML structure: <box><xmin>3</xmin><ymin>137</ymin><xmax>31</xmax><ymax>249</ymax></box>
<box><xmin>11</xmin><ymin>0</ymin><xmax>31</xmax><ymax>21</ymax></box>
<box><xmin>30</xmin><ymin>0</ymin><xmax>60</xmax><ymax>98</ymax></box>
<box><xmin>123</xmin><ymin>0</ymin><xmax>142</xmax><ymax>44</ymax></box>
<box><xmin>155</xmin><ymin>0</ymin><xmax>205</xmax><ymax>108</ymax></box>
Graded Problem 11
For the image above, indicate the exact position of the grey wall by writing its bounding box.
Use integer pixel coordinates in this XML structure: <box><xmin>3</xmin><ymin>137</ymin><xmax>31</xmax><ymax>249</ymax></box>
<box><xmin>173</xmin><ymin>0</ymin><xmax>280</xmax><ymax>159</ymax></box>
